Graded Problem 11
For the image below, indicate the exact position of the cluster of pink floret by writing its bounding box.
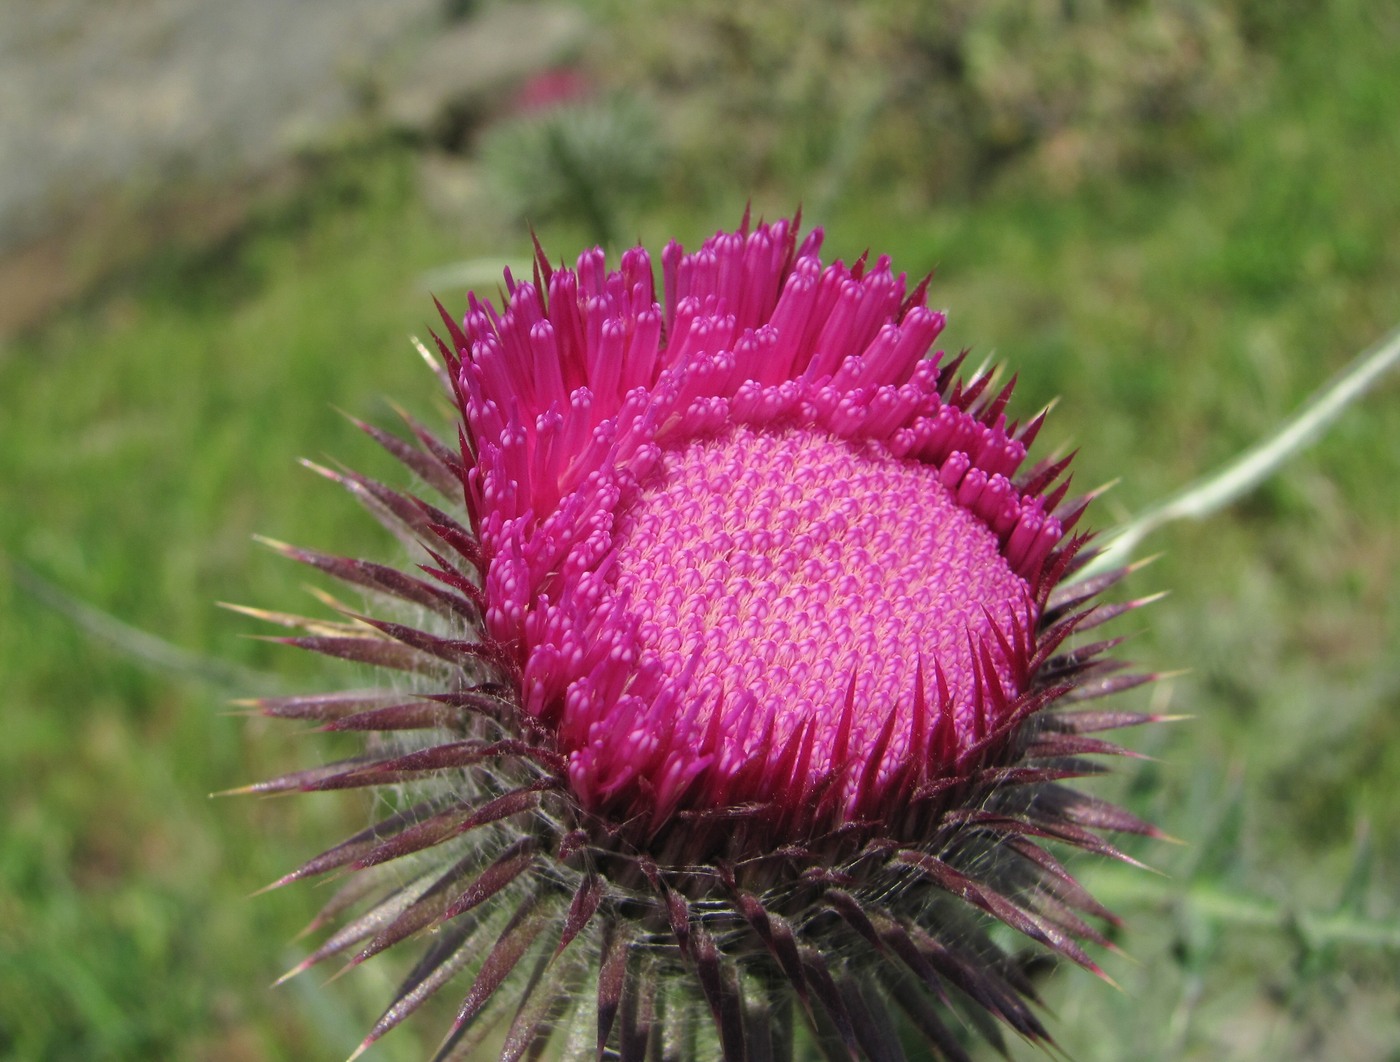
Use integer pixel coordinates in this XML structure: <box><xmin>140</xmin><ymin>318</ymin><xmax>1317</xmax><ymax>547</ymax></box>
<box><xmin>451</xmin><ymin>218</ymin><xmax>1072</xmax><ymax>832</ymax></box>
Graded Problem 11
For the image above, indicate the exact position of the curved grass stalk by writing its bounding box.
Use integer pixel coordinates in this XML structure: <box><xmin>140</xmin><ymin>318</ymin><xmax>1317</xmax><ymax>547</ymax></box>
<box><xmin>8</xmin><ymin>555</ymin><xmax>284</xmax><ymax>695</ymax></box>
<box><xmin>1077</xmin><ymin>321</ymin><xmax>1400</xmax><ymax>582</ymax></box>
<box><xmin>1082</xmin><ymin>863</ymin><xmax>1400</xmax><ymax>953</ymax></box>
<box><xmin>418</xmin><ymin>257</ymin><xmax>530</xmax><ymax>294</ymax></box>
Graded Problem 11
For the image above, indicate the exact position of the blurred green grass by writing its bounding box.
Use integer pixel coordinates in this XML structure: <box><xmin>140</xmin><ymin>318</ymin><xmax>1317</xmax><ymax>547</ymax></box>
<box><xmin>2</xmin><ymin>2</ymin><xmax>1398</xmax><ymax>1059</ymax></box>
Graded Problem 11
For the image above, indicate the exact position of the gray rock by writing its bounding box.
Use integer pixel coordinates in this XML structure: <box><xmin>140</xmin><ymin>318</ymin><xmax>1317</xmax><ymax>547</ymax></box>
<box><xmin>0</xmin><ymin>0</ymin><xmax>585</xmax><ymax>333</ymax></box>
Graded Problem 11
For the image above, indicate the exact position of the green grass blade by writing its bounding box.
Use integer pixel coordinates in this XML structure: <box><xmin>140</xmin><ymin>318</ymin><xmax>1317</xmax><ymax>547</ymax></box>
<box><xmin>1077</xmin><ymin>321</ymin><xmax>1400</xmax><ymax>581</ymax></box>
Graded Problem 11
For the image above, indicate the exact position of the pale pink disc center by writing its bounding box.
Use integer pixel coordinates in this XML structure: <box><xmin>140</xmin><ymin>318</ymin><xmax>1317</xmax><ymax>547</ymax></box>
<box><xmin>611</xmin><ymin>426</ymin><xmax>1034</xmax><ymax>786</ymax></box>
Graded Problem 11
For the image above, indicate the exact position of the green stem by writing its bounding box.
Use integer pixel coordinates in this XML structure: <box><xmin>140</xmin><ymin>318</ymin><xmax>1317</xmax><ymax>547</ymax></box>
<box><xmin>8</xmin><ymin>555</ymin><xmax>282</xmax><ymax>695</ymax></box>
<box><xmin>1084</xmin><ymin>865</ymin><xmax>1400</xmax><ymax>951</ymax></box>
<box><xmin>1076</xmin><ymin>321</ymin><xmax>1400</xmax><ymax>581</ymax></box>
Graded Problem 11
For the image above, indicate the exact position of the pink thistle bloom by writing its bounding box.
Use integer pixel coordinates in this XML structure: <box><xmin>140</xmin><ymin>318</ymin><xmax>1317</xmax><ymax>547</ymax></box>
<box><xmin>239</xmin><ymin>214</ymin><xmax>1162</xmax><ymax>1061</ymax></box>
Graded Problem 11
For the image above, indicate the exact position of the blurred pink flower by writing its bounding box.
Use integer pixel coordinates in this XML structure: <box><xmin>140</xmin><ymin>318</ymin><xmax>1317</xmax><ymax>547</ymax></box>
<box><xmin>513</xmin><ymin>66</ymin><xmax>594</xmax><ymax>114</ymax></box>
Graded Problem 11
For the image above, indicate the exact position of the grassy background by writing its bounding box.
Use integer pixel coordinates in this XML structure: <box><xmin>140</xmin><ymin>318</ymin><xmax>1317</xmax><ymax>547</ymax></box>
<box><xmin>2</xmin><ymin>1</ymin><xmax>1398</xmax><ymax>1059</ymax></box>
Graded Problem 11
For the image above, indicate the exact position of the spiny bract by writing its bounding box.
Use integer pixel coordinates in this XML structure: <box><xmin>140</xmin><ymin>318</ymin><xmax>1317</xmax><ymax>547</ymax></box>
<box><xmin>238</xmin><ymin>214</ymin><xmax>1161</xmax><ymax>1061</ymax></box>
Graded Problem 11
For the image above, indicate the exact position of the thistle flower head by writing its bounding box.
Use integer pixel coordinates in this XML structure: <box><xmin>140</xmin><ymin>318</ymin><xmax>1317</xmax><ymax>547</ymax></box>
<box><xmin>241</xmin><ymin>214</ymin><xmax>1160</xmax><ymax>1061</ymax></box>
